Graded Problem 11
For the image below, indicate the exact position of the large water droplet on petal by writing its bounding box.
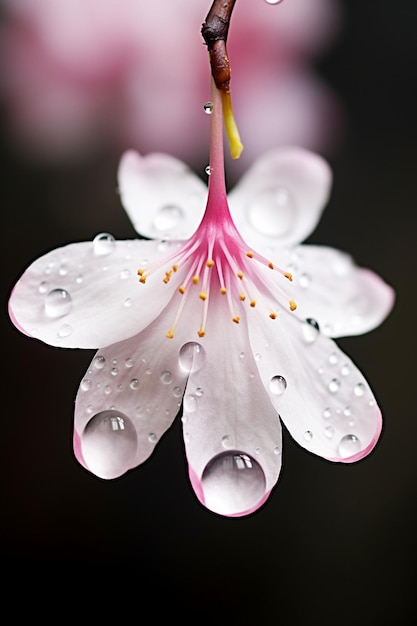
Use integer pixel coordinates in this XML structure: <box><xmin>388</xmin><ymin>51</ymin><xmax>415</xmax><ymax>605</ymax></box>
<box><xmin>93</xmin><ymin>233</ymin><xmax>115</xmax><ymax>256</ymax></box>
<box><xmin>153</xmin><ymin>205</ymin><xmax>183</xmax><ymax>231</ymax></box>
<box><xmin>302</xmin><ymin>318</ymin><xmax>320</xmax><ymax>343</ymax></box>
<box><xmin>265</xmin><ymin>0</ymin><xmax>284</xmax><ymax>5</ymax></box>
<box><xmin>81</xmin><ymin>409</ymin><xmax>137</xmax><ymax>479</ymax></box>
<box><xmin>44</xmin><ymin>289</ymin><xmax>72</xmax><ymax>318</ymax></box>
<box><xmin>179</xmin><ymin>342</ymin><xmax>205</xmax><ymax>373</ymax></box>
<box><xmin>338</xmin><ymin>434</ymin><xmax>362</xmax><ymax>458</ymax></box>
<box><xmin>247</xmin><ymin>187</ymin><xmax>295</xmax><ymax>237</ymax></box>
<box><xmin>269</xmin><ymin>375</ymin><xmax>287</xmax><ymax>395</ymax></box>
<box><xmin>201</xmin><ymin>451</ymin><xmax>266</xmax><ymax>516</ymax></box>
<box><xmin>203</xmin><ymin>101</ymin><xmax>213</xmax><ymax>114</ymax></box>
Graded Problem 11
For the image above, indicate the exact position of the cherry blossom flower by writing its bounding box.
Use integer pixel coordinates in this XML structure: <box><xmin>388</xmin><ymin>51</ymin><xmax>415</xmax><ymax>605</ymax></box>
<box><xmin>8</xmin><ymin>83</ymin><xmax>394</xmax><ymax>517</ymax></box>
<box><xmin>0</xmin><ymin>0</ymin><xmax>343</xmax><ymax>167</ymax></box>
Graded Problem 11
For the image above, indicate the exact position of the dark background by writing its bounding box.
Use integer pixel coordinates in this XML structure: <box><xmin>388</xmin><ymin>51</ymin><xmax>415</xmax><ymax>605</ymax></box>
<box><xmin>1</xmin><ymin>1</ymin><xmax>416</xmax><ymax>622</ymax></box>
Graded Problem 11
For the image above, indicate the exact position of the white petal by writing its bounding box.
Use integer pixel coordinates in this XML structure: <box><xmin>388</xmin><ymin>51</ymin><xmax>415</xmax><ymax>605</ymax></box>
<box><xmin>74</xmin><ymin>307</ymin><xmax>193</xmax><ymax>479</ymax></box>
<box><xmin>9</xmin><ymin>237</ymin><xmax>184</xmax><ymax>348</ymax></box>
<box><xmin>247</xmin><ymin>310</ymin><xmax>382</xmax><ymax>463</ymax></box>
<box><xmin>228</xmin><ymin>147</ymin><xmax>332</xmax><ymax>249</ymax></box>
<box><xmin>118</xmin><ymin>150</ymin><xmax>207</xmax><ymax>240</ymax></box>
<box><xmin>181</xmin><ymin>294</ymin><xmax>282</xmax><ymax>517</ymax></box>
<box><xmin>273</xmin><ymin>245</ymin><xmax>395</xmax><ymax>337</ymax></box>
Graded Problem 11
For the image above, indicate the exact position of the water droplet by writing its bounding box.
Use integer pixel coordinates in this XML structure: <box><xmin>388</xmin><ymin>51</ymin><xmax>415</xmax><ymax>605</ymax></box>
<box><xmin>58</xmin><ymin>264</ymin><xmax>69</xmax><ymax>276</ymax></box>
<box><xmin>203</xmin><ymin>101</ymin><xmax>213</xmax><ymax>114</ymax></box>
<box><xmin>299</xmin><ymin>273</ymin><xmax>311</xmax><ymax>288</ymax></box>
<box><xmin>222</xmin><ymin>435</ymin><xmax>233</xmax><ymax>449</ymax></box>
<box><xmin>104</xmin><ymin>385</ymin><xmax>112</xmax><ymax>395</ymax></box>
<box><xmin>120</xmin><ymin>269</ymin><xmax>130</xmax><ymax>280</ymax></box>
<box><xmin>239</xmin><ymin>352</ymin><xmax>245</xmax><ymax>359</ymax></box>
<box><xmin>343</xmin><ymin>406</ymin><xmax>352</xmax><ymax>417</ymax></box>
<box><xmin>81</xmin><ymin>378</ymin><xmax>91</xmax><ymax>391</ymax></box>
<box><xmin>247</xmin><ymin>187</ymin><xmax>294</xmax><ymax>236</ymax></box>
<box><xmin>93</xmin><ymin>355</ymin><xmax>106</xmax><ymax>369</ymax></box>
<box><xmin>173</xmin><ymin>386</ymin><xmax>182</xmax><ymax>398</ymax></box>
<box><xmin>323</xmin><ymin>408</ymin><xmax>332</xmax><ymax>419</ymax></box>
<box><xmin>111</xmin><ymin>367</ymin><xmax>119</xmax><ymax>376</ymax></box>
<box><xmin>183</xmin><ymin>394</ymin><xmax>197</xmax><ymax>413</ymax></box>
<box><xmin>76</xmin><ymin>274</ymin><xmax>83</xmax><ymax>284</ymax></box>
<box><xmin>148</xmin><ymin>433</ymin><xmax>158</xmax><ymax>444</ymax></box>
<box><xmin>81</xmin><ymin>409</ymin><xmax>137</xmax><ymax>479</ymax></box>
<box><xmin>341</xmin><ymin>363</ymin><xmax>350</xmax><ymax>376</ymax></box>
<box><xmin>269</xmin><ymin>375</ymin><xmax>287</xmax><ymax>395</ymax></box>
<box><xmin>123</xmin><ymin>298</ymin><xmax>133</xmax><ymax>308</ymax></box>
<box><xmin>302</xmin><ymin>318</ymin><xmax>320</xmax><ymax>343</ymax></box>
<box><xmin>39</xmin><ymin>281</ymin><xmax>49</xmax><ymax>294</ymax></box>
<box><xmin>45</xmin><ymin>289</ymin><xmax>72</xmax><ymax>318</ymax></box>
<box><xmin>125</xmin><ymin>358</ymin><xmax>133</xmax><ymax>368</ymax></box>
<box><xmin>195</xmin><ymin>387</ymin><xmax>204</xmax><ymax>397</ymax></box>
<box><xmin>205</xmin><ymin>165</ymin><xmax>212</xmax><ymax>175</ymax></box>
<box><xmin>338</xmin><ymin>434</ymin><xmax>361</xmax><ymax>458</ymax></box>
<box><xmin>154</xmin><ymin>205</ymin><xmax>184</xmax><ymax>231</ymax></box>
<box><xmin>57</xmin><ymin>324</ymin><xmax>73</xmax><ymax>338</ymax></box>
<box><xmin>324</xmin><ymin>425</ymin><xmax>335</xmax><ymax>439</ymax></box>
<box><xmin>179</xmin><ymin>342</ymin><xmax>205</xmax><ymax>372</ymax></box>
<box><xmin>201</xmin><ymin>451</ymin><xmax>266</xmax><ymax>516</ymax></box>
<box><xmin>273</xmin><ymin>446</ymin><xmax>281</xmax><ymax>455</ymax></box>
<box><xmin>354</xmin><ymin>383</ymin><xmax>366</xmax><ymax>397</ymax></box>
<box><xmin>93</xmin><ymin>233</ymin><xmax>115</xmax><ymax>256</ymax></box>
<box><xmin>328</xmin><ymin>378</ymin><xmax>341</xmax><ymax>393</ymax></box>
<box><xmin>303</xmin><ymin>430</ymin><xmax>313</xmax><ymax>442</ymax></box>
<box><xmin>265</xmin><ymin>0</ymin><xmax>284</xmax><ymax>5</ymax></box>
<box><xmin>160</xmin><ymin>370</ymin><xmax>173</xmax><ymax>385</ymax></box>
<box><xmin>129</xmin><ymin>378</ymin><xmax>139</xmax><ymax>390</ymax></box>
<box><xmin>329</xmin><ymin>352</ymin><xmax>339</xmax><ymax>365</ymax></box>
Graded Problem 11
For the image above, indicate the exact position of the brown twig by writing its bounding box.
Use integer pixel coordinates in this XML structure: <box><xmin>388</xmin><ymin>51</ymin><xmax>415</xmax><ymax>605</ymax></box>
<box><xmin>201</xmin><ymin>0</ymin><xmax>237</xmax><ymax>93</ymax></box>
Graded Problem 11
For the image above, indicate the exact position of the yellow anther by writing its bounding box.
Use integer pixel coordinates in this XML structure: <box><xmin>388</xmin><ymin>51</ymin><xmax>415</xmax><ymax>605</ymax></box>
<box><xmin>163</xmin><ymin>276</ymin><xmax>171</xmax><ymax>284</ymax></box>
<box><xmin>172</xmin><ymin>264</ymin><xmax>178</xmax><ymax>272</ymax></box>
<box><xmin>220</xmin><ymin>287</ymin><xmax>227</xmax><ymax>294</ymax></box>
<box><xmin>137</xmin><ymin>269</ymin><xmax>144</xmax><ymax>276</ymax></box>
<box><xmin>233</xmin><ymin>316</ymin><xmax>240</xmax><ymax>324</ymax></box>
<box><xmin>239</xmin><ymin>294</ymin><xmax>246</xmax><ymax>301</ymax></box>
<box><xmin>206</xmin><ymin>259</ymin><xmax>215</xmax><ymax>268</ymax></box>
<box><xmin>246</xmin><ymin>251</ymin><xmax>254</xmax><ymax>258</ymax></box>
<box><xmin>268</xmin><ymin>262</ymin><xmax>274</xmax><ymax>270</ymax></box>
<box><xmin>250</xmin><ymin>300</ymin><xmax>256</xmax><ymax>308</ymax></box>
<box><xmin>192</xmin><ymin>276</ymin><xmax>200</xmax><ymax>284</ymax></box>
<box><xmin>237</xmin><ymin>270</ymin><xmax>244</xmax><ymax>279</ymax></box>
<box><xmin>178</xmin><ymin>285</ymin><xmax>186</xmax><ymax>294</ymax></box>
<box><xmin>269</xmin><ymin>312</ymin><xmax>277</xmax><ymax>320</ymax></box>
<box><xmin>199</xmin><ymin>292</ymin><xmax>208</xmax><ymax>301</ymax></box>
<box><xmin>289</xmin><ymin>300</ymin><xmax>297</xmax><ymax>311</ymax></box>
<box><xmin>166</xmin><ymin>330</ymin><xmax>174</xmax><ymax>339</ymax></box>
<box><xmin>198</xmin><ymin>329</ymin><xmax>206</xmax><ymax>337</ymax></box>
<box><xmin>139</xmin><ymin>276</ymin><xmax>146</xmax><ymax>284</ymax></box>
<box><xmin>285</xmin><ymin>272</ymin><xmax>293</xmax><ymax>281</ymax></box>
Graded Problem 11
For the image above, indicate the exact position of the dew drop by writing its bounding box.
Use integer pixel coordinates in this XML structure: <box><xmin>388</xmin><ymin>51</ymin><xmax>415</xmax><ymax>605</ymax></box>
<box><xmin>205</xmin><ymin>165</ymin><xmax>212</xmax><ymax>175</ymax></box>
<box><xmin>120</xmin><ymin>269</ymin><xmax>130</xmax><ymax>280</ymax></box>
<box><xmin>125</xmin><ymin>358</ymin><xmax>133</xmax><ymax>368</ymax></box>
<box><xmin>338</xmin><ymin>434</ymin><xmax>362</xmax><ymax>458</ymax></box>
<box><xmin>129</xmin><ymin>378</ymin><xmax>139</xmax><ymax>390</ymax></box>
<box><xmin>203</xmin><ymin>101</ymin><xmax>213</xmax><ymax>114</ymax></box>
<box><xmin>201</xmin><ymin>451</ymin><xmax>266</xmax><ymax>516</ymax></box>
<box><xmin>269</xmin><ymin>375</ymin><xmax>287</xmax><ymax>395</ymax></box>
<box><xmin>93</xmin><ymin>233</ymin><xmax>115</xmax><ymax>256</ymax></box>
<box><xmin>265</xmin><ymin>0</ymin><xmax>284</xmax><ymax>5</ymax></box>
<box><xmin>323</xmin><ymin>408</ymin><xmax>332</xmax><ymax>419</ymax></box>
<box><xmin>354</xmin><ymin>383</ymin><xmax>366</xmax><ymax>397</ymax></box>
<box><xmin>247</xmin><ymin>187</ymin><xmax>294</xmax><ymax>236</ymax></box>
<box><xmin>183</xmin><ymin>394</ymin><xmax>197</xmax><ymax>413</ymax></box>
<box><xmin>173</xmin><ymin>386</ymin><xmax>182</xmax><ymax>398</ymax></box>
<box><xmin>328</xmin><ymin>378</ymin><xmax>341</xmax><ymax>393</ymax></box>
<box><xmin>222</xmin><ymin>435</ymin><xmax>233</xmax><ymax>449</ymax></box>
<box><xmin>81</xmin><ymin>378</ymin><xmax>91</xmax><ymax>391</ymax></box>
<box><xmin>45</xmin><ymin>289</ymin><xmax>72</xmax><ymax>318</ymax></box>
<box><xmin>179</xmin><ymin>342</ymin><xmax>205</xmax><ymax>372</ymax></box>
<box><xmin>58</xmin><ymin>264</ymin><xmax>69</xmax><ymax>276</ymax></box>
<box><xmin>111</xmin><ymin>367</ymin><xmax>119</xmax><ymax>376</ymax></box>
<box><xmin>160</xmin><ymin>370</ymin><xmax>173</xmax><ymax>385</ymax></box>
<box><xmin>273</xmin><ymin>446</ymin><xmax>281</xmax><ymax>455</ymax></box>
<box><xmin>93</xmin><ymin>355</ymin><xmax>106</xmax><ymax>369</ymax></box>
<box><xmin>39</xmin><ymin>281</ymin><xmax>49</xmax><ymax>294</ymax></box>
<box><xmin>154</xmin><ymin>205</ymin><xmax>184</xmax><ymax>231</ymax></box>
<box><xmin>303</xmin><ymin>430</ymin><xmax>313</xmax><ymax>442</ymax></box>
<box><xmin>302</xmin><ymin>318</ymin><xmax>320</xmax><ymax>343</ymax></box>
<box><xmin>329</xmin><ymin>352</ymin><xmax>339</xmax><ymax>365</ymax></box>
<box><xmin>123</xmin><ymin>298</ymin><xmax>133</xmax><ymax>308</ymax></box>
<box><xmin>104</xmin><ymin>385</ymin><xmax>112</xmax><ymax>395</ymax></box>
<box><xmin>148</xmin><ymin>433</ymin><xmax>158</xmax><ymax>444</ymax></box>
<box><xmin>299</xmin><ymin>273</ymin><xmax>311</xmax><ymax>288</ymax></box>
<box><xmin>57</xmin><ymin>324</ymin><xmax>73</xmax><ymax>338</ymax></box>
<box><xmin>341</xmin><ymin>363</ymin><xmax>350</xmax><ymax>376</ymax></box>
<box><xmin>81</xmin><ymin>409</ymin><xmax>137</xmax><ymax>479</ymax></box>
<box><xmin>195</xmin><ymin>387</ymin><xmax>204</xmax><ymax>397</ymax></box>
<box><xmin>324</xmin><ymin>425</ymin><xmax>335</xmax><ymax>439</ymax></box>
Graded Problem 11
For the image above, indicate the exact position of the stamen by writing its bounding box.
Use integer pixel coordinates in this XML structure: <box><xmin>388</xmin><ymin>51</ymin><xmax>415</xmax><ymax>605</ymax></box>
<box><xmin>221</xmin><ymin>91</ymin><xmax>243</xmax><ymax>159</ymax></box>
<box><xmin>289</xmin><ymin>300</ymin><xmax>297</xmax><ymax>311</ymax></box>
